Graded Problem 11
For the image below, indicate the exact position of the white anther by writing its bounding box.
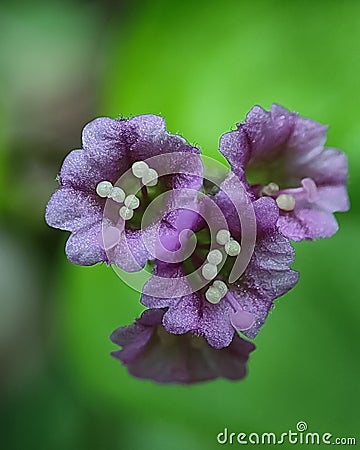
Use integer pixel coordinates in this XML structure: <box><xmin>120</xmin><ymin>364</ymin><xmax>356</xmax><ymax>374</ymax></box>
<box><xmin>109</xmin><ymin>186</ymin><xmax>125</xmax><ymax>203</ymax></box>
<box><xmin>207</xmin><ymin>249</ymin><xmax>223</xmax><ymax>266</ymax></box>
<box><xmin>205</xmin><ymin>286</ymin><xmax>222</xmax><ymax>304</ymax></box>
<box><xmin>216</xmin><ymin>229</ymin><xmax>231</xmax><ymax>246</ymax></box>
<box><xmin>225</xmin><ymin>239</ymin><xmax>241</xmax><ymax>256</ymax></box>
<box><xmin>132</xmin><ymin>161</ymin><xmax>149</xmax><ymax>178</ymax></box>
<box><xmin>276</xmin><ymin>194</ymin><xmax>296</xmax><ymax>211</ymax></box>
<box><xmin>142</xmin><ymin>168</ymin><xmax>158</xmax><ymax>187</ymax></box>
<box><xmin>124</xmin><ymin>194</ymin><xmax>140</xmax><ymax>209</ymax></box>
<box><xmin>119</xmin><ymin>206</ymin><xmax>134</xmax><ymax>221</ymax></box>
<box><xmin>96</xmin><ymin>180</ymin><xmax>113</xmax><ymax>198</ymax></box>
<box><xmin>213</xmin><ymin>280</ymin><xmax>228</xmax><ymax>297</ymax></box>
<box><xmin>202</xmin><ymin>263</ymin><xmax>218</xmax><ymax>281</ymax></box>
<box><xmin>261</xmin><ymin>182</ymin><xmax>280</xmax><ymax>196</ymax></box>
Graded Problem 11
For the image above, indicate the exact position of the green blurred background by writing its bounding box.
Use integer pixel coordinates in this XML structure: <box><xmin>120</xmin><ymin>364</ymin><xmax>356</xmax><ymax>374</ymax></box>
<box><xmin>1</xmin><ymin>0</ymin><xmax>359</xmax><ymax>448</ymax></box>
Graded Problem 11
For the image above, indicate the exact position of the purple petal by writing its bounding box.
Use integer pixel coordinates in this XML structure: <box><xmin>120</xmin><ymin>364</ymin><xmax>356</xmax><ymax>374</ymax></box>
<box><xmin>65</xmin><ymin>222</ymin><xmax>107</xmax><ymax>266</ymax></box>
<box><xmin>125</xmin><ymin>115</ymin><xmax>202</xmax><ymax>191</ymax></box>
<box><xmin>252</xmin><ymin>196</ymin><xmax>279</xmax><ymax>234</ymax></box>
<box><xmin>142</xmin><ymin>187</ymin><xmax>298</xmax><ymax>343</ymax></box>
<box><xmin>126</xmin><ymin>115</ymin><xmax>195</xmax><ymax>160</ymax></box>
<box><xmin>232</xmin><ymin>230</ymin><xmax>299</xmax><ymax>338</ymax></box>
<box><xmin>162</xmin><ymin>294</ymin><xmax>202</xmax><ymax>334</ymax></box>
<box><xmin>59</xmin><ymin>149</ymin><xmax>119</xmax><ymax>192</ymax></box>
<box><xmin>292</xmin><ymin>147</ymin><xmax>348</xmax><ymax>187</ymax></box>
<box><xmin>196</xmin><ymin>300</ymin><xmax>235</xmax><ymax>349</ymax></box>
<box><xmin>285</xmin><ymin>107</ymin><xmax>328</xmax><ymax>155</ymax></box>
<box><xmin>219</xmin><ymin>128</ymin><xmax>248</xmax><ymax>179</ymax></box>
<box><xmin>110</xmin><ymin>309</ymin><xmax>255</xmax><ymax>384</ymax></box>
<box><xmin>143</xmin><ymin>276</ymin><xmax>236</xmax><ymax>349</ymax></box>
<box><xmin>277</xmin><ymin>208</ymin><xmax>340</xmax><ymax>241</ymax></box>
<box><xmin>112</xmin><ymin>228</ymin><xmax>150</xmax><ymax>272</ymax></box>
<box><xmin>244</xmin><ymin>104</ymin><xmax>295</xmax><ymax>163</ymax></box>
<box><xmin>45</xmin><ymin>187</ymin><xmax>103</xmax><ymax>232</ymax></box>
<box><xmin>213</xmin><ymin>178</ymin><xmax>278</xmax><ymax>237</ymax></box>
<box><xmin>228</xmin><ymin>287</ymin><xmax>272</xmax><ymax>339</ymax></box>
<box><xmin>82</xmin><ymin>117</ymin><xmax>127</xmax><ymax>166</ymax></box>
<box><xmin>316</xmin><ymin>185</ymin><xmax>349</xmax><ymax>212</ymax></box>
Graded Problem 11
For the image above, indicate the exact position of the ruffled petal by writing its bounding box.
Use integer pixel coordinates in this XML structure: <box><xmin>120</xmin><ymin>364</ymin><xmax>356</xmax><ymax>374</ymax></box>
<box><xmin>196</xmin><ymin>300</ymin><xmax>235</xmax><ymax>349</ymax></box>
<box><xmin>219</xmin><ymin>127</ymin><xmax>249</xmax><ymax>178</ymax></box>
<box><xmin>232</xmin><ymin>230</ymin><xmax>299</xmax><ymax>338</ymax></box>
<box><xmin>45</xmin><ymin>187</ymin><xmax>103</xmax><ymax>232</ymax></box>
<box><xmin>59</xmin><ymin>149</ymin><xmax>119</xmax><ymax>192</ymax></box>
<box><xmin>316</xmin><ymin>185</ymin><xmax>350</xmax><ymax>212</ymax></box>
<box><xmin>162</xmin><ymin>294</ymin><xmax>202</xmax><ymax>334</ymax></box>
<box><xmin>285</xmin><ymin>107</ymin><xmax>328</xmax><ymax>156</ymax></box>
<box><xmin>126</xmin><ymin>115</ymin><xmax>195</xmax><ymax>160</ymax></box>
<box><xmin>110</xmin><ymin>309</ymin><xmax>255</xmax><ymax>384</ymax></box>
<box><xmin>112</xmin><ymin>228</ymin><xmax>150</xmax><ymax>272</ymax></box>
<box><xmin>82</xmin><ymin>117</ymin><xmax>127</xmax><ymax>166</ymax></box>
<box><xmin>143</xmin><ymin>277</ymin><xmax>236</xmax><ymax>349</ymax></box>
<box><xmin>277</xmin><ymin>207</ymin><xmax>339</xmax><ymax>241</ymax></box>
<box><xmin>220</xmin><ymin>104</ymin><xmax>349</xmax><ymax>242</ymax></box>
<box><xmin>125</xmin><ymin>115</ymin><xmax>203</xmax><ymax>191</ymax></box>
<box><xmin>244</xmin><ymin>104</ymin><xmax>295</xmax><ymax>163</ymax></box>
<box><xmin>292</xmin><ymin>147</ymin><xmax>348</xmax><ymax>187</ymax></box>
<box><xmin>65</xmin><ymin>222</ymin><xmax>107</xmax><ymax>266</ymax></box>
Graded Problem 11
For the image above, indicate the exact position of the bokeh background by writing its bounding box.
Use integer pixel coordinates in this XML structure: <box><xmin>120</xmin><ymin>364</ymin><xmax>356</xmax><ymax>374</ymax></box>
<box><xmin>1</xmin><ymin>0</ymin><xmax>359</xmax><ymax>448</ymax></box>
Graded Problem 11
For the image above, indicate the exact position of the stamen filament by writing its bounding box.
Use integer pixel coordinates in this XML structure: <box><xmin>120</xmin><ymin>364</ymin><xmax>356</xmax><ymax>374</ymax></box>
<box><xmin>141</xmin><ymin>183</ymin><xmax>148</xmax><ymax>200</ymax></box>
<box><xmin>225</xmin><ymin>291</ymin><xmax>255</xmax><ymax>331</ymax></box>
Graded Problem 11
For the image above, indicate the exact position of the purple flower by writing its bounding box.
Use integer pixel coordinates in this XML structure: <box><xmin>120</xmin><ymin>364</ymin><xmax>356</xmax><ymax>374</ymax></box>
<box><xmin>110</xmin><ymin>309</ymin><xmax>255</xmax><ymax>384</ymax></box>
<box><xmin>45</xmin><ymin>115</ymin><xmax>202</xmax><ymax>270</ymax></box>
<box><xmin>220</xmin><ymin>104</ymin><xmax>349</xmax><ymax>241</ymax></box>
<box><xmin>141</xmin><ymin>173</ymin><xmax>299</xmax><ymax>348</ymax></box>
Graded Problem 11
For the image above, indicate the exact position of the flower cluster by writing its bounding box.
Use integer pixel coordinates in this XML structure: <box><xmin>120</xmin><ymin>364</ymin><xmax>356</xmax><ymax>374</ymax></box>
<box><xmin>46</xmin><ymin>105</ymin><xmax>349</xmax><ymax>384</ymax></box>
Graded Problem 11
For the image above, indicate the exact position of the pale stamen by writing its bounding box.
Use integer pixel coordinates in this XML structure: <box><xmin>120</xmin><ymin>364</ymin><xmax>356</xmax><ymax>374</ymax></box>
<box><xmin>224</xmin><ymin>238</ymin><xmax>241</xmax><ymax>256</ymax></box>
<box><xmin>216</xmin><ymin>229</ymin><xmax>231</xmax><ymax>246</ymax></box>
<box><xmin>142</xmin><ymin>168</ymin><xmax>158</xmax><ymax>187</ymax></box>
<box><xmin>261</xmin><ymin>182</ymin><xmax>279</xmax><ymax>196</ymax></box>
<box><xmin>276</xmin><ymin>194</ymin><xmax>296</xmax><ymax>211</ymax></box>
<box><xmin>119</xmin><ymin>206</ymin><xmax>134</xmax><ymax>221</ymax></box>
<box><xmin>213</xmin><ymin>280</ymin><xmax>228</xmax><ymax>297</ymax></box>
<box><xmin>207</xmin><ymin>249</ymin><xmax>223</xmax><ymax>265</ymax></box>
<box><xmin>96</xmin><ymin>180</ymin><xmax>113</xmax><ymax>198</ymax></box>
<box><xmin>109</xmin><ymin>186</ymin><xmax>125</xmax><ymax>203</ymax></box>
<box><xmin>202</xmin><ymin>263</ymin><xmax>218</xmax><ymax>281</ymax></box>
<box><xmin>124</xmin><ymin>194</ymin><xmax>140</xmax><ymax>210</ymax></box>
<box><xmin>205</xmin><ymin>286</ymin><xmax>222</xmax><ymax>304</ymax></box>
<box><xmin>132</xmin><ymin>161</ymin><xmax>149</xmax><ymax>178</ymax></box>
